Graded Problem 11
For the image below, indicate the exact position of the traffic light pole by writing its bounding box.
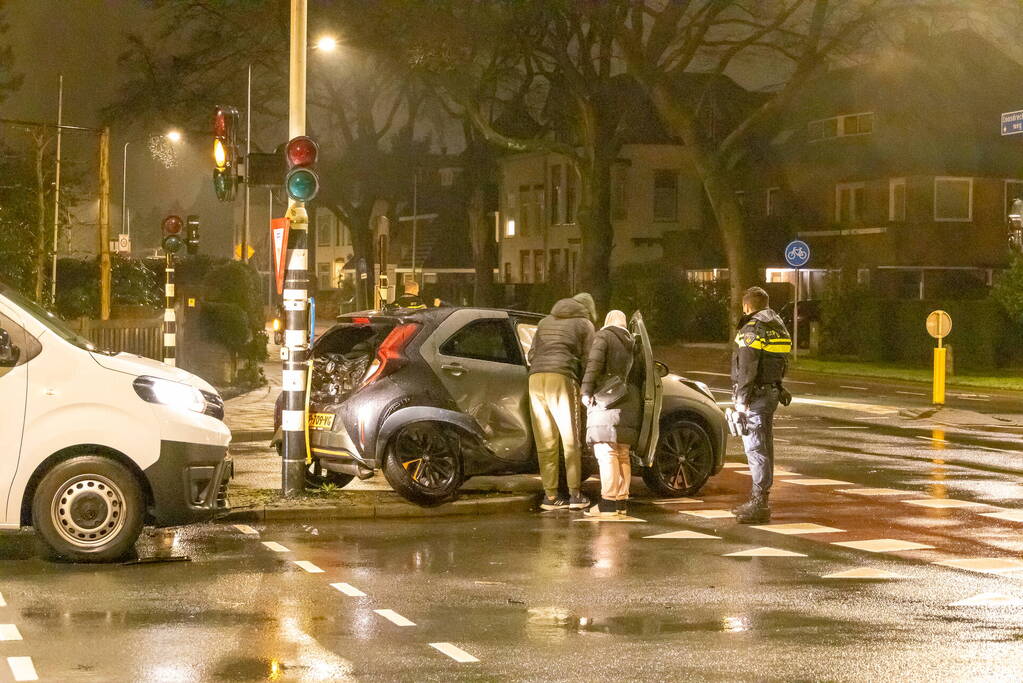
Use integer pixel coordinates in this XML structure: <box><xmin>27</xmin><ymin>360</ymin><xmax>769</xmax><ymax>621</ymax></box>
<box><xmin>281</xmin><ymin>0</ymin><xmax>309</xmax><ymax>497</ymax></box>
<box><xmin>163</xmin><ymin>252</ymin><xmax>176</xmax><ymax>367</ymax></box>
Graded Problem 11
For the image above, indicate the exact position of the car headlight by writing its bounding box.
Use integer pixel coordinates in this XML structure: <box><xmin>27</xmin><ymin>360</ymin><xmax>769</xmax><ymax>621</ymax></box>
<box><xmin>133</xmin><ymin>375</ymin><xmax>206</xmax><ymax>414</ymax></box>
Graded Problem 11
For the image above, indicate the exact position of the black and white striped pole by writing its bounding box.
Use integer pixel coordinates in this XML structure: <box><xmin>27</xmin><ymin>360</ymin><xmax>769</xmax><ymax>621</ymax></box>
<box><xmin>280</xmin><ymin>0</ymin><xmax>312</xmax><ymax>497</ymax></box>
<box><xmin>160</xmin><ymin>215</ymin><xmax>184</xmax><ymax>367</ymax></box>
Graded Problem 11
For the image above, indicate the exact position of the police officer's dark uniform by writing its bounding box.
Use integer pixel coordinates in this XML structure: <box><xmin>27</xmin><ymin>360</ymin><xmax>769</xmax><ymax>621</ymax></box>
<box><xmin>730</xmin><ymin>300</ymin><xmax>791</xmax><ymax>523</ymax></box>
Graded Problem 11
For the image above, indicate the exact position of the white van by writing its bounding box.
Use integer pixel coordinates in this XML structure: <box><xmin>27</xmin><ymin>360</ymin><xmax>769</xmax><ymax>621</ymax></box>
<box><xmin>0</xmin><ymin>283</ymin><xmax>232</xmax><ymax>561</ymax></box>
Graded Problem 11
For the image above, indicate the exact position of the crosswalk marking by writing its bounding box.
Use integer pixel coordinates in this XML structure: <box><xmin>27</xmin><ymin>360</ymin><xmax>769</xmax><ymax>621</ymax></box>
<box><xmin>788</xmin><ymin>478</ymin><xmax>853</xmax><ymax>486</ymax></box>
<box><xmin>838</xmin><ymin>488</ymin><xmax>913</xmax><ymax>497</ymax></box>
<box><xmin>233</xmin><ymin>524</ymin><xmax>259</xmax><ymax>535</ymax></box>
<box><xmin>950</xmin><ymin>592</ymin><xmax>1023</xmax><ymax>607</ymax></box>
<box><xmin>904</xmin><ymin>498</ymin><xmax>986</xmax><ymax>509</ymax></box>
<box><xmin>261</xmin><ymin>542</ymin><xmax>290</xmax><ymax>553</ymax></box>
<box><xmin>933</xmin><ymin>558</ymin><xmax>1023</xmax><ymax>574</ymax></box>
<box><xmin>292</xmin><ymin>560</ymin><xmax>325</xmax><ymax>574</ymax></box>
<box><xmin>430</xmin><ymin>642</ymin><xmax>479</xmax><ymax>663</ymax></box>
<box><xmin>7</xmin><ymin>657</ymin><xmax>37</xmax><ymax>682</ymax></box>
<box><xmin>832</xmin><ymin>539</ymin><xmax>934</xmax><ymax>553</ymax></box>
<box><xmin>823</xmin><ymin>568</ymin><xmax>906</xmax><ymax>579</ymax></box>
<box><xmin>374</xmin><ymin>609</ymin><xmax>416</xmax><ymax>627</ymax></box>
<box><xmin>980</xmin><ymin>509</ymin><xmax>1023</xmax><ymax>523</ymax></box>
<box><xmin>649</xmin><ymin>497</ymin><xmax>702</xmax><ymax>504</ymax></box>
<box><xmin>330</xmin><ymin>583</ymin><xmax>366</xmax><ymax>597</ymax></box>
<box><xmin>751</xmin><ymin>523</ymin><xmax>844</xmax><ymax>535</ymax></box>
<box><xmin>724</xmin><ymin>547</ymin><xmax>806</xmax><ymax>557</ymax></box>
<box><xmin>574</xmin><ymin>515</ymin><xmax>646</xmax><ymax>523</ymax></box>
<box><xmin>644</xmin><ymin>530</ymin><xmax>719</xmax><ymax>540</ymax></box>
<box><xmin>0</xmin><ymin>624</ymin><xmax>22</xmax><ymax>641</ymax></box>
<box><xmin>680</xmin><ymin>509</ymin><xmax>735</xmax><ymax>519</ymax></box>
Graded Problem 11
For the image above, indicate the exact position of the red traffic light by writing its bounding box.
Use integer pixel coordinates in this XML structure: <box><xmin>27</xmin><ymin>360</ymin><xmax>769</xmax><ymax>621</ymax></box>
<box><xmin>285</xmin><ymin>136</ymin><xmax>318</xmax><ymax>168</ymax></box>
<box><xmin>213</xmin><ymin>105</ymin><xmax>238</xmax><ymax>140</ymax></box>
<box><xmin>162</xmin><ymin>215</ymin><xmax>183</xmax><ymax>235</ymax></box>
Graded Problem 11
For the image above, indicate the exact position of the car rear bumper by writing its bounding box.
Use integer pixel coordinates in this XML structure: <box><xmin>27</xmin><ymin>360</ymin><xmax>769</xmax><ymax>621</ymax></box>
<box><xmin>310</xmin><ymin>428</ymin><xmax>378</xmax><ymax>472</ymax></box>
<box><xmin>144</xmin><ymin>440</ymin><xmax>232</xmax><ymax>526</ymax></box>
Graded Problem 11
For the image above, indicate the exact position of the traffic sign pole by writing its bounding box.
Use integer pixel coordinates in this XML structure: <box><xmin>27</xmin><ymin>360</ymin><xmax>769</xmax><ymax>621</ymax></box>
<box><xmin>793</xmin><ymin>269</ymin><xmax>799</xmax><ymax>361</ymax></box>
<box><xmin>784</xmin><ymin>240</ymin><xmax>810</xmax><ymax>361</ymax></box>
<box><xmin>926</xmin><ymin>310</ymin><xmax>952</xmax><ymax>406</ymax></box>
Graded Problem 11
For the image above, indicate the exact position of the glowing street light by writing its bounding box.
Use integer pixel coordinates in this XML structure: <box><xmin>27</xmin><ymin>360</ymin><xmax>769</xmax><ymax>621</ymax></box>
<box><xmin>166</xmin><ymin>129</ymin><xmax>183</xmax><ymax>143</ymax></box>
<box><xmin>314</xmin><ymin>35</ymin><xmax>338</xmax><ymax>52</ymax></box>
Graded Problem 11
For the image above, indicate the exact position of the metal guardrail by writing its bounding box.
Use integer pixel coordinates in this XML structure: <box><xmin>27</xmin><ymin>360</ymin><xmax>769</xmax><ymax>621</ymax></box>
<box><xmin>70</xmin><ymin>317</ymin><xmax>163</xmax><ymax>361</ymax></box>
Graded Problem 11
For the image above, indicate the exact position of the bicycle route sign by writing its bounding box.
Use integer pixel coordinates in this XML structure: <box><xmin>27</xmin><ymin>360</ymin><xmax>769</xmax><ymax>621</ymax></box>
<box><xmin>784</xmin><ymin>240</ymin><xmax>811</xmax><ymax>268</ymax></box>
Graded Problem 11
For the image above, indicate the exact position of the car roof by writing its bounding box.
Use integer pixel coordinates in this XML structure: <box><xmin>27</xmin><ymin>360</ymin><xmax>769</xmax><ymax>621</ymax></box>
<box><xmin>337</xmin><ymin>306</ymin><xmax>543</xmax><ymax>323</ymax></box>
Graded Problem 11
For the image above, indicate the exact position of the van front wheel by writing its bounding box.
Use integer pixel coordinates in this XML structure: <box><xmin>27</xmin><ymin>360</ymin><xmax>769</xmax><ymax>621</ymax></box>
<box><xmin>32</xmin><ymin>455</ymin><xmax>145</xmax><ymax>562</ymax></box>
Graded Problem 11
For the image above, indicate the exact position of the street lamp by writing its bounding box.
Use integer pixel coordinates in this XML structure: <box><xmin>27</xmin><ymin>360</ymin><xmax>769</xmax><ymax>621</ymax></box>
<box><xmin>313</xmin><ymin>35</ymin><xmax>338</xmax><ymax>52</ymax></box>
<box><xmin>122</xmin><ymin>130</ymin><xmax>183</xmax><ymax>238</ymax></box>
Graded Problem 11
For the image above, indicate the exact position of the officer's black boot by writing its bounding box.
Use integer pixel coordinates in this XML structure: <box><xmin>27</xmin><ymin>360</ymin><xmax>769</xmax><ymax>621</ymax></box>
<box><xmin>732</xmin><ymin>491</ymin><xmax>771</xmax><ymax>524</ymax></box>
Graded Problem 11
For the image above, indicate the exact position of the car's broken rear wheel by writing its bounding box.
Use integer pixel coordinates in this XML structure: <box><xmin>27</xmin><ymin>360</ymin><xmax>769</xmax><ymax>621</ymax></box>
<box><xmin>383</xmin><ymin>422</ymin><xmax>463</xmax><ymax>506</ymax></box>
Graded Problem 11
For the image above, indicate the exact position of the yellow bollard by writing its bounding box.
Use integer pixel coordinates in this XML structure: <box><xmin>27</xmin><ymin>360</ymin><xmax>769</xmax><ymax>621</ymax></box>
<box><xmin>933</xmin><ymin>346</ymin><xmax>946</xmax><ymax>406</ymax></box>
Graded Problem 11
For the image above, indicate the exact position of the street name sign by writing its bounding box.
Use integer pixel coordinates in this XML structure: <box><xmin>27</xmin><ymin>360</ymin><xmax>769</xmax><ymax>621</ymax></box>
<box><xmin>785</xmin><ymin>240</ymin><xmax>810</xmax><ymax>268</ymax></box>
<box><xmin>926</xmin><ymin>310</ymin><xmax>952</xmax><ymax>339</ymax></box>
<box><xmin>1002</xmin><ymin>110</ymin><xmax>1023</xmax><ymax>136</ymax></box>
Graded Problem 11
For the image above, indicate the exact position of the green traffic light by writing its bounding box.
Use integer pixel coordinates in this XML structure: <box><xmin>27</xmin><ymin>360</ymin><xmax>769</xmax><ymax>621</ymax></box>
<box><xmin>162</xmin><ymin>234</ymin><xmax>184</xmax><ymax>254</ymax></box>
<box><xmin>286</xmin><ymin>168</ymin><xmax>319</xmax><ymax>202</ymax></box>
<box><xmin>213</xmin><ymin>168</ymin><xmax>236</xmax><ymax>202</ymax></box>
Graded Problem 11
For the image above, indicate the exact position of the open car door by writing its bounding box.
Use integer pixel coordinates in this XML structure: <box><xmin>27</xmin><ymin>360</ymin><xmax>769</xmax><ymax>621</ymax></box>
<box><xmin>631</xmin><ymin>311</ymin><xmax>662</xmax><ymax>467</ymax></box>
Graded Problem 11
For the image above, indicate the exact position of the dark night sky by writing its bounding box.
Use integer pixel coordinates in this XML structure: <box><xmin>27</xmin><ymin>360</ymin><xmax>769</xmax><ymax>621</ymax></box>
<box><xmin>4</xmin><ymin>0</ymin><xmax>256</xmax><ymax>264</ymax></box>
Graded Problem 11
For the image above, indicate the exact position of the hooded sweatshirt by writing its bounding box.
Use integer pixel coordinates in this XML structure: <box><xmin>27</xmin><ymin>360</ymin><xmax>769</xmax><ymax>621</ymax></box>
<box><xmin>527</xmin><ymin>296</ymin><xmax>596</xmax><ymax>380</ymax></box>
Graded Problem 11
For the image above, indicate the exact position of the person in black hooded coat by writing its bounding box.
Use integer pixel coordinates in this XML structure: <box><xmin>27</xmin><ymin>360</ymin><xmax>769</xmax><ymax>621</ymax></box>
<box><xmin>580</xmin><ymin>310</ymin><xmax>640</xmax><ymax>517</ymax></box>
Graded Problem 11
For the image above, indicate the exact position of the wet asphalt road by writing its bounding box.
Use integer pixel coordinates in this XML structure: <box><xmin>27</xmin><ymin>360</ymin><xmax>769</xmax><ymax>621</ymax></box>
<box><xmin>3</xmin><ymin>407</ymin><xmax>1023</xmax><ymax>681</ymax></box>
<box><xmin>2</xmin><ymin>350</ymin><xmax>1023</xmax><ymax>682</ymax></box>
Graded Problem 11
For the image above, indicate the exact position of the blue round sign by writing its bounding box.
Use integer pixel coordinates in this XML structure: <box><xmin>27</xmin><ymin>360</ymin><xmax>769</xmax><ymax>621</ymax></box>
<box><xmin>785</xmin><ymin>240</ymin><xmax>810</xmax><ymax>268</ymax></box>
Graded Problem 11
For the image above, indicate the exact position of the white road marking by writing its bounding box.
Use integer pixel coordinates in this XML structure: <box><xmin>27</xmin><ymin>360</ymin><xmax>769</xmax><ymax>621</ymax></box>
<box><xmin>722</xmin><ymin>462</ymin><xmax>746</xmax><ymax>469</ymax></box>
<box><xmin>823</xmin><ymin>568</ymin><xmax>906</xmax><ymax>579</ymax></box>
<box><xmin>724</xmin><ymin>547</ymin><xmax>806</xmax><ymax>557</ymax></box>
<box><xmin>234</xmin><ymin>524</ymin><xmax>259</xmax><ymax>535</ymax></box>
<box><xmin>680</xmin><ymin>509</ymin><xmax>735</xmax><ymax>519</ymax></box>
<box><xmin>792</xmin><ymin>397</ymin><xmax>898</xmax><ymax>415</ymax></box>
<box><xmin>933</xmin><ymin>558</ymin><xmax>1023</xmax><ymax>574</ymax></box>
<box><xmin>832</xmin><ymin>539</ymin><xmax>934</xmax><ymax>553</ymax></box>
<box><xmin>915</xmin><ymin>436</ymin><xmax>950</xmax><ymax>444</ymax></box>
<box><xmin>775</xmin><ymin>438</ymin><xmax>792</xmax><ymax>443</ymax></box>
<box><xmin>330</xmin><ymin>583</ymin><xmax>367</xmax><ymax>597</ymax></box>
<box><xmin>261</xmin><ymin>541</ymin><xmax>290</xmax><ymax>553</ymax></box>
<box><xmin>775</xmin><ymin>426</ymin><xmax>798</xmax><ymax>430</ymax></box>
<box><xmin>644</xmin><ymin>530</ymin><xmax>719</xmax><ymax>539</ymax></box>
<box><xmin>950</xmin><ymin>592</ymin><xmax>1023</xmax><ymax>606</ymax></box>
<box><xmin>374</xmin><ymin>609</ymin><xmax>416</xmax><ymax>627</ymax></box>
<box><xmin>574</xmin><ymin>515</ymin><xmax>646</xmax><ymax>523</ymax></box>
<box><xmin>7</xmin><ymin>657</ymin><xmax>37</xmax><ymax>682</ymax></box>
<box><xmin>0</xmin><ymin>624</ymin><xmax>22</xmax><ymax>641</ymax></box>
<box><xmin>903</xmin><ymin>498</ymin><xmax>987</xmax><ymax>509</ymax></box>
<box><xmin>838</xmin><ymin>488</ymin><xmax>914</xmax><ymax>497</ymax></box>
<box><xmin>981</xmin><ymin>509</ymin><xmax>1023</xmax><ymax>523</ymax></box>
<box><xmin>828</xmin><ymin>426</ymin><xmax>869</xmax><ymax>430</ymax></box>
<box><xmin>751</xmin><ymin>523</ymin><xmax>844</xmax><ymax>535</ymax></box>
<box><xmin>688</xmin><ymin>371</ymin><xmax>731</xmax><ymax>377</ymax></box>
<box><xmin>896</xmin><ymin>391</ymin><xmax>927</xmax><ymax>396</ymax></box>
<box><xmin>785</xmin><ymin>379</ymin><xmax>816</xmax><ymax>385</ymax></box>
<box><xmin>292</xmin><ymin>561</ymin><xmax>325</xmax><ymax>574</ymax></box>
<box><xmin>957</xmin><ymin>397</ymin><xmax>991</xmax><ymax>402</ymax></box>
<box><xmin>430</xmin><ymin>642</ymin><xmax>479</xmax><ymax>663</ymax></box>
<box><xmin>787</xmin><ymin>478</ymin><xmax>853</xmax><ymax>486</ymax></box>
<box><xmin>649</xmin><ymin>497</ymin><xmax>702</xmax><ymax>504</ymax></box>
<box><xmin>840</xmin><ymin>386</ymin><xmax>869</xmax><ymax>391</ymax></box>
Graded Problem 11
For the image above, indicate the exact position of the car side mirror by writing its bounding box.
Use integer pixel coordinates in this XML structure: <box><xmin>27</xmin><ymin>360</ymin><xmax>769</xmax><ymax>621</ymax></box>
<box><xmin>0</xmin><ymin>328</ymin><xmax>20</xmax><ymax>367</ymax></box>
<box><xmin>654</xmin><ymin>361</ymin><xmax>669</xmax><ymax>378</ymax></box>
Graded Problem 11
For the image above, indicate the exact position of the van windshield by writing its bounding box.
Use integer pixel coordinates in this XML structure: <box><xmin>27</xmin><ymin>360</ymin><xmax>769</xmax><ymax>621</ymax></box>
<box><xmin>0</xmin><ymin>283</ymin><xmax>106</xmax><ymax>353</ymax></box>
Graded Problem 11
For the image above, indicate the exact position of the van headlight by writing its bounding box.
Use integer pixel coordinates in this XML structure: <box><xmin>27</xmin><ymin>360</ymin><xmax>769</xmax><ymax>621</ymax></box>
<box><xmin>133</xmin><ymin>376</ymin><xmax>206</xmax><ymax>414</ymax></box>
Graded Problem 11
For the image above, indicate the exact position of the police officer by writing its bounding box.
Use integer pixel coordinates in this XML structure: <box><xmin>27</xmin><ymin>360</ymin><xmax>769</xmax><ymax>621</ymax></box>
<box><xmin>731</xmin><ymin>286</ymin><xmax>791</xmax><ymax>524</ymax></box>
<box><xmin>394</xmin><ymin>280</ymin><xmax>427</xmax><ymax>309</ymax></box>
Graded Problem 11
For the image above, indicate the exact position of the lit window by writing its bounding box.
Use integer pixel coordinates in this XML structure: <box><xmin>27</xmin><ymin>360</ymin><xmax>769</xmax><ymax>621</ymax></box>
<box><xmin>505</xmin><ymin>219</ymin><xmax>516</xmax><ymax>237</ymax></box>
<box><xmin>934</xmin><ymin>177</ymin><xmax>972</xmax><ymax>222</ymax></box>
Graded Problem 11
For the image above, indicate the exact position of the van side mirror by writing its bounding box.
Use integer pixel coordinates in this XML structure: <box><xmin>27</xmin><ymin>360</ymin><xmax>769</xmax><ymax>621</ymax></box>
<box><xmin>0</xmin><ymin>328</ymin><xmax>20</xmax><ymax>367</ymax></box>
<box><xmin>654</xmin><ymin>360</ymin><xmax>669</xmax><ymax>378</ymax></box>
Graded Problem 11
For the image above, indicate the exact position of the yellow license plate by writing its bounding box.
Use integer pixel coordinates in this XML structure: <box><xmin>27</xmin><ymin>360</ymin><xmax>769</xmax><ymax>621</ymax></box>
<box><xmin>308</xmin><ymin>413</ymin><xmax>335</xmax><ymax>430</ymax></box>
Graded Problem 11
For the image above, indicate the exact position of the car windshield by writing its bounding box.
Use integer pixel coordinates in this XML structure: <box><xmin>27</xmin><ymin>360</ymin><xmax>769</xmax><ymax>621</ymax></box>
<box><xmin>0</xmin><ymin>283</ymin><xmax>107</xmax><ymax>354</ymax></box>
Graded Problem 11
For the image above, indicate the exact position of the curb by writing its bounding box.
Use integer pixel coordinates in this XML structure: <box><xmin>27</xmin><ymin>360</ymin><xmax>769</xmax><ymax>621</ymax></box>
<box><xmin>230</xmin><ymin>429</ymin><xmax>276</xmax><ymax>443</ymax></box>
<box><xmin>220</xmin><ymin>494</ymin><xmax>535</xmax><ymax>522</ymax></box>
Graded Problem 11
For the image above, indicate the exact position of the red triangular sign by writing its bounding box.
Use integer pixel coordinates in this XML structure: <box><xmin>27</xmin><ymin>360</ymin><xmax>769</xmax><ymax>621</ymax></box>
<box><xmin>271</xmin><ymin>217</ymin><xmax>290</xmax><ymax>295</ymax></box>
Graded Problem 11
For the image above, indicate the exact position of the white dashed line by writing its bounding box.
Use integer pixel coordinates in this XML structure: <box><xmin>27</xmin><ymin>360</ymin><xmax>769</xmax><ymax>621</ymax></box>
<box><xmin>430</xmin><ymin>642</ymin><xmax>479</xmax><ymax>663</ymax></box>
<box><xmin>261</xmin><ymin>542</ymin><xmax>290</xmax><ymax>553</ymax></box>
<box><xmin>785</xmin><ymin>379</ymin><xmax>816</xmax><ymax>385</ymax></box>
<box><xmin>234</xmin><ymin>524</ymin><xmax>259</xmax><ymax>535</ymax></box>
<box><xmin>896</xmin><ymin>391</ymin><xmax>927</xmax><ymax>396</ymax></box>
<box><xmin>823</xmin><ymin>568</ymin><xmax>906</xmax><ymax>579</ymax></box>
<box><xmin>374</xmin><ymin>609</ymin><xmax>416</xmax><ymax>627</ymax></box>
<box><xmin>7</xmin><ymin>657</ymin><xmax>37</xmax><ymax>682</ymax></box>
<box><xmin>775</xmin><ymin>438</ymin><xmax>792</xmax><ymax>443</ymax></box>
<box><xmin>330</xmin><ymin>582</ymin><xmax>367</xmax><ymax>597</ymax></box>
<box><xmin>840</xmin><ymin>386</ymin><xmax>869</xmax><ymax>391</ymax></box>
<box><xmin>914</xmin><ymin>436</ymin><xmax>950</xmax><ymax>444</ymax></box>
<box><xmin>957</xmin><ymin>397</ymin><xmax>991</xmax><ymax>402</ymax></box>
<box><xmin>292</xmin><ymin>560</ymin><xmax>325</xmax><ymax>573</ymax></box>
<box><xmin>0</xmin><ymin>624</ymin><xmax>22</xmax><ymax>641</ymax></box>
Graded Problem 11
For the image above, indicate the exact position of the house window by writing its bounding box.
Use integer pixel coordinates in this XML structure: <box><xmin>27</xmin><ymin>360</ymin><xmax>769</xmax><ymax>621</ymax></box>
<box><xmin>519</xmin><ymin>185</ymin><xmax>531</xmax><ymax>235</ymax></box>
<box><xmin>835</xmin><ymin>182</ymin><xmax>866</xmax><ymax>223</ymax></box>
<box><xmin>336</xmin><ymin>221</ymin><xmax>347</xmax><ymax>246</ymax></box>
<box><xmin>612</xmin><ymin>166</ymin><xmax>628</xmax><ymax>220</ymax></box>
<box><xmin>566</xmin><ymin>167</ymin><xmax>577</xmax><ymax>223</ymax></box>
<box><xmin>316</xmin><ymin>262</ymin><xmax>331</xmax><ymax>290</ymax></box>
<box><xmin>934</xmin><ymin>177</ymin><xmax>972</xmax><ymax>222</ymax></box>
<box><xmin>549</xmin><ymin>165</ymin><xmax>563</xmax><ymax>224</ymax></box>
<box><xmin>809</xmin><ymin>112</ymin><xmax>874</xmax><ymax>141</ymax></box>
<box><xmin>533</xmin><ymin>184</ymin><xmax>545</xmax><ymax>229</ymax></box>
<box><xmin>533</xmin><ymin>249</ymin><xmax>545</xmax><ymax>283</ymax></box>
<box><xmin>505</xmin><ymin>219</ymin><xmax>516</xmax><ymax>238</ymax></box>
<box><xmin>857</xmin><ymin>268</ymin><xmax>871</xmax><ymax>286</ymax></box>
<box><xmin>734</xmin><ymin>190</ymin><xmax>748</xmax><ymax>216</ymax></box>
<box><xmin>653</xmin><ymin>170</ymin><xmax>679</xmax><ymax>222</ymax></box>
<box><xmin>889</xmin><ymin>178</ymin><xmax>906</xmax><ymax>222</ymax></box>
<box><xmin>766</xmin><ymin>187</ymin><xmax>781</xmax><ymax>217</ymax></box>
<box><xmin>520</xmin><ymin>250</ymin><xmax>531</xmax><ymax>283</ymax></box>
<box><xmin>317</xmin><ymin>215</ymin><xmax>332</xmax><ymax>247</ymax></box>
<box><xmin>549</xmin><ymin>249</ymin><xmax>562</xmax><ymax>277</ymax></box>
<box><xmin>503</xmin><ymin>262</ymin><xmax>512</xmax><ymax>283</ymax></box>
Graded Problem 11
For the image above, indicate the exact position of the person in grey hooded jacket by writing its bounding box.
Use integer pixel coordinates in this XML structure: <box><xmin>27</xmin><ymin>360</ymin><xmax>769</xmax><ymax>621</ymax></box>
<box><xmin>527</xmin><ymin>293</ymin><xmax>596</xmax><ymax>511</ymax></box>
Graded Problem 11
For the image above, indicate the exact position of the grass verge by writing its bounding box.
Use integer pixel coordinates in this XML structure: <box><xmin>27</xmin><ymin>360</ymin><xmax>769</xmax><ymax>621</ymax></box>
<box><xmin>793</xmin><ymin>358</ymin><xmax>1023</xmax><ymax>392</ymax></box>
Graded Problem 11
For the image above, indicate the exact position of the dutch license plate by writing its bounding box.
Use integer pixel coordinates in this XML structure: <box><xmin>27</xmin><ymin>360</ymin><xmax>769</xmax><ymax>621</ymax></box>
<box><xmin>308</xmin><ymin>413</ymin><xmax>335</xmax><ymax>430</ymax></box>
